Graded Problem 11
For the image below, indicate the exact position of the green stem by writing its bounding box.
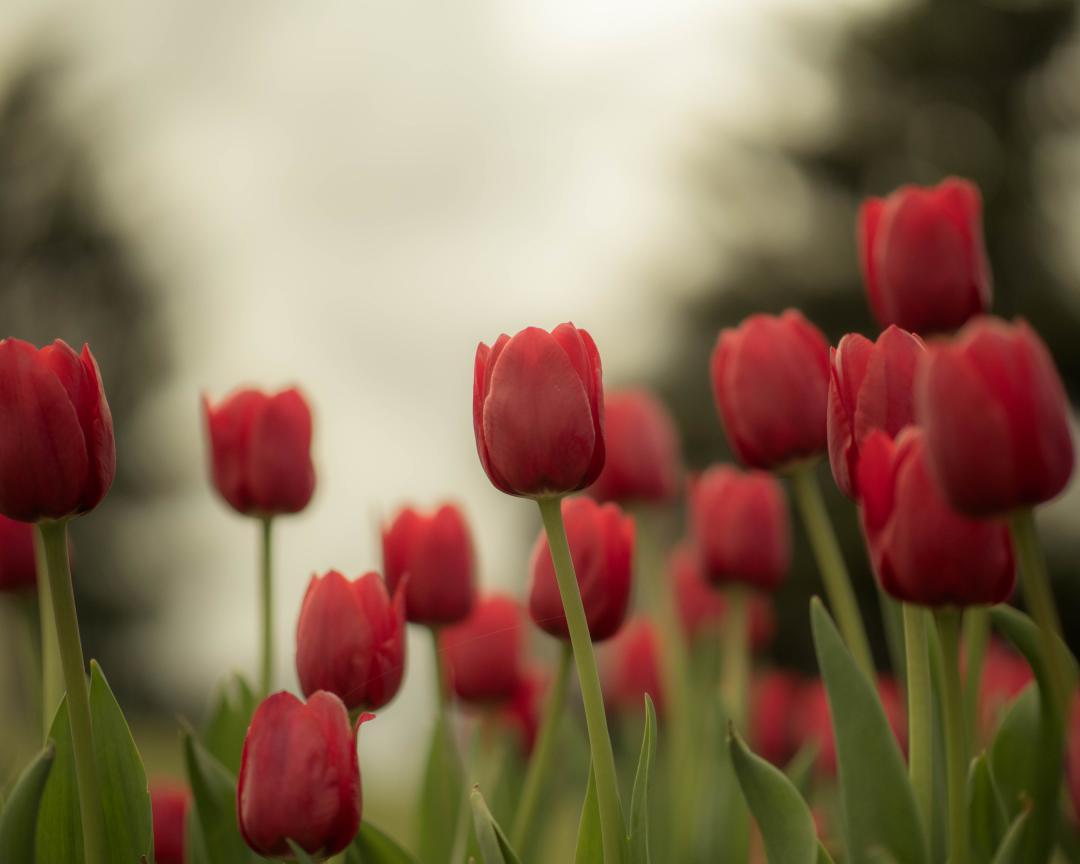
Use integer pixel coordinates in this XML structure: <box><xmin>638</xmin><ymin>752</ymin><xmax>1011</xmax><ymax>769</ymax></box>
<box><xmin>33</xmin><ymin>527</ymin><xmax>63</xmax><ymax>741</ymax></box>
<box><xmin>902</xmin><ymin>604</ymin><xmax>933</xmax><ymax>834</ymax></box>
<box><xmin>537</xmin><ymin>497</ymin><xmax>625</xmax><ymax>864</ymax></box>
<box><xmin>259</xmin><ymin>516</ymin><xmax>274</xmax><ymax>696</ymax></box>
<box><xmin>936</xmin><ymin>609</ymin><xmax>968</xmax><ymax>864</ymax></box>
<box><xmin>38</xmin><ymin>520</ymin><xmax>107</xmax><ymax>864</ymax></box>
<box><xmin>511</xmin><ymin>644</ymin><xmax>572</xmax><ymax>849</ymax></box>
<box><xmin>720</xmin><ymin>587</ymin><xmax>750</xmax><ymax>732</ymax></box>
<box><xmin>962</xmin><ymin>608</ymin><xmax>990</xmax><ymax>746</ymax></box>
<box><xmin>789</xmin><ymin>465</ymin><xmax>875</xmax><ymax>680</ymax></box>
<box><xmin>1009</xmin><ymin>510</ymin><xmax>1070</xmax><ymax>718</ymax></box>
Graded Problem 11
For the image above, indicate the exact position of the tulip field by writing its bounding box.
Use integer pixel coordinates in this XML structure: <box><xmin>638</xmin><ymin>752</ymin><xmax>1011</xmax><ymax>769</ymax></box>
<box><xmin>0</xmin><ymin>176</ymin><xmax>1078</xmax><ymax>864</ymax></box>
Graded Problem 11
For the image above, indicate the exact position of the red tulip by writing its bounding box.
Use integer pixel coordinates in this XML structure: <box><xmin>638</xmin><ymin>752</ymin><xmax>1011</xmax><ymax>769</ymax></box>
<box><xmin>238</xmin><ymin>691</ymin><xmax>365</xmax><ymax>859</ymax></box>
<box><xmin>473</xmin><ymin>323</ymin><xmax>605</xmax><ymax>497</ymax></box>
<box><xmin>689</xmin><ymin>465</ymin><xmax>790</xmax><ymax>592</ymax></box>
<box><xmin>972</xmin><ymin>641</ymin><xmax>1032</xmax><ymax>743</ymax></box>
<box><xmin>382</xmin><ymin>503</ymin><xmax>476</xmax><ymax>626</ymax></box>
<box><xmin>858</xmin><ymin>177</ymin><xmax>991</xmax><ymax>333</ymax></box>
<box><xmin>827</xmin><ymin>326</ymin><xmax>925</xmax><ymax>498</ymax></box>
<box><xmin>917</xmin><ymin>317</ymin><xmax>1074</xmax><ymax>515</ymax></box>
<box><xmin>528</xmin><ymin>496</ymin><xmax>633</xmax><ymax>642</ymax></box>
<box><xmin>203</xmin><ymin>387</ymin><xmax>315</xmax><ymax>516</ymax></box>
<box><xmin>857</xmin><ymin>428</ymin><xmax>1014</xmax><ymax>607</ymax></box>
<box><xmin>0</xmin><ymin>515</ymin><xmax>36</xmax><ymax>592</ymax></box>
<box><xmin>440</xmin><ymin>594</ymin><xmax>525</xmax><ymax>703</ymax></box>
<box><xmin>501</xmin><ymin>666</ymin><xmax>548</xmax><ymax>755</ymax></box>
<box><xmin>751</xmin><ymin>670</ymin><xmax>800</xmax><ymax>766</ymax></box>
<box><xmin>150</xmin><ymin>780</ymin><xmax>190</xmax><ymax>864</ymax></box>
<box><xmin>601</xmin><ymin>616</ymin><xmax>664</xmax><ymax>716</ymax></box>
<box><xmin>669</xmin><ymin>543</ymin><xmax>776</xmax><ymax>648</ymax></box>
<box><xmin>587</xmin><ymin>389</ymin><xmax>681</xmax><ymax>503</ymax></box>
<box><xmin>710</xmin><ymin>310</ymin><xmax>830</xmax><ymax>469</ymax></box>
<box><xmin>296</xmin><ymin>571</ymin><xmax>406</xmax><ymax>711</ymax></box>
<box><xmin>0</xmin><ymin>339</ymin><xmax>114</xmax><ymax>522</ymax></box>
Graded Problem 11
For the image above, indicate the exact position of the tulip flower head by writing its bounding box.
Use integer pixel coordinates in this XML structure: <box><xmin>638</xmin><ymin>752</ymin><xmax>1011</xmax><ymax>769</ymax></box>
<box><xmin>237</xmin><ymin>691</ymin><xmax>365</xmax><ymax>859</ymax></box>
<box><xmin>917</xmin><ymin>316</ymin><xmax>1074</xmax><ymax>516</ymax></box>
<box><xmin>473</xmin><ymin>323</ymin><xmax>605</xmax><ymax>498</ymax></box>
<box><xmin>296</xmin><ymin>570</ymin><xmax>406</xmax><ymax>711</ymax></box>
<box><xmin>203</xmin><ymin>387</ymin><xmax>316</xmax><ymax>517</ymax></box>
<box><xmin>587</xmin><ymin>389</ymin><xmax>682</xmax><ymax>503</ymax></box>
<box><xmin>710</xmin><ymin>310</ymin><xmax>831</xmax><ymax>470</ymax></box>
<box><xmin>528</xmin><ymin>496</ymin><xmax>634</xmax><ymax>642</ymax></box>
<box><xmin>689</xmin><ymin>465</ymin><xmax>791</xmax><ymax>592</ymax></box>
<box><xmin>857</xmin><ymin>427</ymin><xmax>1015</xmax><ymax>607</ymax></box>
<box><xmin>827</xmin><ymin>326</ymin><xmax>925</xmax><ymax>498</ymax></box>
<box><xmin>858</xmin><ymin>177</ymin><xmax>991</xmax><ymax>333</ymax></box>
<box><xmin>0</xmin><ymin>338</ymin><xmax>115</xmax><ymax>522</ymax></box>
<box><xmin>150</xmin><ymin>780</ymin><xmax>190</xmax><ymax>864</ymax></box>
<box><xmin>601</xmin><ymin>616</ymin><xmax>664</xmax><ymax>716</ymax></box>
<box><xmin>973</xmin><ymin>640</ymin><xmax>1033</xmax><ymax>744</ymax></box>
<box><xmin>381</xmin><ymin>503</ymin><xmax>476</xmax><ymax>626</ymax></box>
<box><xmin>440</xmin><ymin>594</ymin><xmax>525</xmax><ymax>704</ymax></box>
<box><xmin>751</xmin><ymin>669</ymin><xmax>801</xmax><ymax>766</ymax></box>
<box><xmin>0</xmin><ymin>515</ymin><xmax>37</xmax><ymax>592</ymax></box>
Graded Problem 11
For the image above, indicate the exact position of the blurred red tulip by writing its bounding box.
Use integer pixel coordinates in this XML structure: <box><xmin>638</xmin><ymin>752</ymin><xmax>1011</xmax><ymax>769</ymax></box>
<box><xmin>858</xmin><ymin>428</ymin><xmax>1014</xmax><ymax>607</ymax></box>
<box><xmin>0</xmin><ymin>515</ymin><xmax>36</xmax><ymax>592</ymax></box>
<box><xmin>501</xmin><ymin>665</ymin><xmax>548</xmax><ymax>755</ymax></box>
<box><xmin>751</xmin><ymin>670</ymin><xmax>801</xmax><ymax>766</ymax></box>
<box><xmin>528</xmin><ymin>496</ymin><xmax>633</xmax><ymax>642</ymax></box>
<box><xmin>973</xmin><ymin>640</ymin><xmax>1033</xmax><ymax>743</ymax></box>
<box><xmin>917</xmin><ymin>316</ymin><xmax>1074</xmax><ymax>515</ymax></box>
<box><xmin>296</xmin><ymin>570</ymin><xmax>406</xmax><ymax>711</ymax></box>
<box><xmin>0</xmin><ymin>338</ymin><xmax>114</xmax><ymax>522</ymax></box>
<box><xmin>150</xmin><ymin>780</ymin><xmax>190</xmax><ymax>864</ymax></box>
<box><xmin>473</xmin><ymin>323</ymin><xmax>605</xmax><ymax>497</ymax></box>
<box><xmin>710</xmin><ymin>310</ymin><xmax>830</xmax><ymax>470</ymax></box>
<box><xmin>602</xmin><ymin>616</ymin><xmax>664</xmax><ymax>716</ymax></box>
<box><xmin>238</xmin><ymin>691</ymin><xmax>365</xmax><ymax>859</ymax></box>
<box><xmin>689</xmin><ymin>465</ymin><xmax>790</xmax><ymax>592</ymax></box>
<box><xmin>827</xmin><ymin>326</ymin><xmax>925</xmax><ymax>498</ymax></box>
<box><xmin>382</xmin><ymin>503</ymin><xmax>476</xmax><ymax>626</ymax></box>
<box><xmin>587</xmin><ymin>389</ymin><xmax>681</xmax><ymax>503</ymax></box>
<box><xmin>1068</xmin><ymin>693</ymin><xmax>1080</xmax><ymax>824</ymax></box>
<box><xmin>440</xmin><ymin>594</ymin><xmax>525</xmax><ymax>703</ymax></box>
<box><xmin>858</xmin><ymin>177</ymin><xmax>990</xmax><ymax>333</ymax></box>
<box><xmin>203</xmin><ymin>387</ymin><xmax>315</xmax><ymax>516</ymax></box>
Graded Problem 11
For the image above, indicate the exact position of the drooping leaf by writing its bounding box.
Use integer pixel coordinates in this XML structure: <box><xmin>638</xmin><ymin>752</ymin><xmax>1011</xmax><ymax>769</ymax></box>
<box><xmin>968</xmin><ymin>752</ymin><xmax>1007</xmax><ymax>863</ymax></box>
<box><xmin>810</xmin><ymin>598</ymin><xmax>927</xmax><ymax>864</ymax></box>
<box><xmin>989</xmin><ymin>807</ymin><xmax>1031</xmax><ymax>864</ymax></box>
<box><xmin>575</xmin><ymin>766</ymin><xmax>602</xmax><ymax>864</ymax></box>
<box><xmin>628</xmin><ymin>694</ymin><xmax>657</xmax><ymax>864</ymax></box>
<box><xmin>470</xmin><ymin>787</ymin><xmax>521</xmax><ymax>864</ymax></box>
<box><xmin>36</xmin><ymin>700</ymin><xmax>83</xmax><ymax>864</ymax></box>
<box><xmin>203</xmin><ymin>673</ymin><xmax>258</xmax><ymax>774</ymax></box>
<box><xmin>419</xmin><ymin>711</ymin><xmax>464</xmax><ymax>864</ymax></box>
<box><xmin>0</xmin><ymin>743</ymin><xmax>54</xmax><ymax>862</ymax></box>
<box><xmin>729</xmin><ymin>727</ymin><xmax>818</xmax><ymax>864</ymax></box>
<box><xmin>347</xmin><ymin>821</ymin><xmax>418</xmax><ymax>864</ymax></box>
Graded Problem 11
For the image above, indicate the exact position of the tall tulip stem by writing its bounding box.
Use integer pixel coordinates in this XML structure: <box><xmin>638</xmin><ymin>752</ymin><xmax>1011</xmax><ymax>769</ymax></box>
<box><xmin>538</xmin><ymin>497</ymin><xmax>625</xmax><ymax>864</ymax></box>
<box><xmin>962</xmin><ymin>608</ymin><xmax>989</xmax><ymax>744</ymax></box>
<box><xmin>259</xmin><ymin>516</ymin><xmax>274</xmax><ymax>696</ymax></box>
<box><xmin>512</xmin><ymin>643</ymin><xmax>571</xmax><ymax>849</ymax></box>
<box><xmin>902</xmin><ymin>604</ymin><xmax>933</xmax><ymax>832</ymax></box>
<box><xmin>936</xmin><ymin>609</ymin><xmax>968</xmax><ymax>864</ymax></box>
<box><xmin>38</xmin><ymin>519</ymin><xmax>107</xmax><ymax>864</ymax></box>
<box><xmin>32</xmin><ymin>527</ymin><xmax>63</xmax><ymax>741</ymax></box>
<box><xmin>789</xmin><ymin>465</ymin><xmax>875</xmax><ymax>680</ymax></box>
<box><xmin>720</xmin><ymin>587</ymin><xmax>750</xmax><ymax>732</ymax></box>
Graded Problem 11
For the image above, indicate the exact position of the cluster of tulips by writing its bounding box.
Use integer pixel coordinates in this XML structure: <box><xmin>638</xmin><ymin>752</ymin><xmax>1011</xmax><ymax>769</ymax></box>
<box><xmin>0</xmin><ymin>175</ymin><xmax>1078</xmax><ymax>864</ymax></box>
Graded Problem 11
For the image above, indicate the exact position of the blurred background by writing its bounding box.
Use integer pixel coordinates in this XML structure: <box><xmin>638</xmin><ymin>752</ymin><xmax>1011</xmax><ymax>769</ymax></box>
<box><xmin>1</xmin><ymin>0</ymin><xmax>1079</xmax><ymax>844</ymax></box>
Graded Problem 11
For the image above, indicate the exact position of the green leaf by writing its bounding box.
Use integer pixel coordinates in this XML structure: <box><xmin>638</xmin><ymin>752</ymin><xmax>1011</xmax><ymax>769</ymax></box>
<box><xmin>419</xmin><ymin>711</ymin><xmax>464</xmax><ymax>864</ymax></box>
<box><xmin>809</xmin><ymin>598</ymin><xmax>927</xmax><ymax>864</ymax></box>
<box><xmin>784</xmin><ymin>742</ymin><xmax>819</xmax><ymax>797</ymax></box>
<box><xmin>203</xmin><ymin>673</ymin><xmax>258</xmax><ymax>775</ymax></box>
<box><xmin>729</xmin><ymin>727</ymin><xmax>818</xmax><ymax>864</ymax></box>
<box><xmin>88</xmin><ymin>661</ymin><xmax>154</xmax><ymax>863</ymax></box>
<box><xmin>968</xmin><ymin>752</ymin><xmax>1007</xmax><ymax>863</ymax></box>
<box><xmin>0</xmin><ymin>743</ymin><xmax>55</xmax><ymax>862</ymax></box>
<box><xmin>628</xmin><ymin>694</ymin><xmax>657</xmax><ymax>864</ymax></box>
<box><xmin>286</xmin><ymin>840</ymin><xmax>317</xmax><ymax>864</ymax></box>
<box><xmin>988</xmin><ymin>685</ymin><xmax>1039</xmax><ymax>817</ymax></box>
<box><xmin>470</xmin><ymin>787</ymin><xmax>521</xmax><ymax>864</ymax></box>
<box><xmin>575</xmin><ymin>766</ymin><xmax>602</xmax><ymax>864</ymax></box>
<box><xmin>347</xmin><ymin>822</ymin><xmax>418</xmax><ymax>864</ymax></box>
<box><xmin>36</xmin><ymin>700</ymin><xmax>83</xmax><ymax>863</ymax></box>
<box><xmin>989</xmin><ymin>808</ymin><xmax>1030</xmax><ymax>864</ymax></box>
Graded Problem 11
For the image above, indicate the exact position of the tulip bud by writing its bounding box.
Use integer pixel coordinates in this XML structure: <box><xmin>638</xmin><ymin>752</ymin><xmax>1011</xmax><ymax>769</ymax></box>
<box><xmin>238</xmin><ymin>691</ymin><xmax>365</xmax><ymax>859</ymax></box>
<box><xmin>0</xmin><ymin>515</ymin><xmax>37</xmax><ymax>592</ymax></box>
<box><xmin>669</xmin><ymin>543</ymin><xmax>776</xmax><ymax>648</ymax></box>
<box><xmin>473</xmin><ymin>323</ymin><xmax>605</xmax><ymax>498</ymax></box>
<box><xmin>917</xmin><ymin>316</ymin><xmax>1074</xmax><ymax>516</ymax></box>
<box><xmin>381</xmin><ymin>503</ymin><xmax>476</xmax><ymax>626</ymax></box>
<box><xmin>150</xmin><ymin>780</ymin><xmax>190</xmax><ymax>864</ymax></box>
<box><xmin>296</xmin><ymin>570</ymin><xmax>406</xmax><ymax>711</ymax></box>
<box><xmin>601</xmin><ymin>616</ymin><xmax>664</xmax><ymax>716</ymax></box>
<box><xmin>440</xmin><ymin>594</ymin><xmax>525</xmax><ymax>703</ymax></box>
<box><xmin>203</xmin><ymin>387</ymin><xmax>315</xmax><ymax>516</ymax></box>
<box><xmin>587</xmin><ymin>389</ymin><xmax>681</xmax><ymax>503</ymax></box>
<box><xmin>751</xmin><ymin>670</ymin><xmax>800</xmax><ymax>766</ymax></box>
<box><xmin>857</xmin><ymin>428</ymin><xmax>1014</xmax><ymax>607</ymax></box>
<box><xmin>528</xmin><ymin>496</ymin><xmax>633</xmax><ymax>642</ymax></box>
<box><xmin>710</xmin><ymin>310</ymin><xmax>830</xmax><ymax>469</ymax></box>
<box><xmin>689</xmin><ymin>465</ymin><xmax>790</xmax><ymax>592</ymax></box>
<box><xmin>0</xmin><ymin>339</ymin><xmax>115</xmax><ymax>522</ymax></box>
<box><xmin>827</xmin><ymin>326</ymin><xmax>925</xmax><ymax>498</ymax></box>
<box><xmin>500</xmin><ymin>666</ymin><xmax>548</xmax><ymax>755</ymax></box>
<box><xmin>858</xmin><ymin>178</ymin><xmax>991</xmax><ymax>334</ymax></box>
